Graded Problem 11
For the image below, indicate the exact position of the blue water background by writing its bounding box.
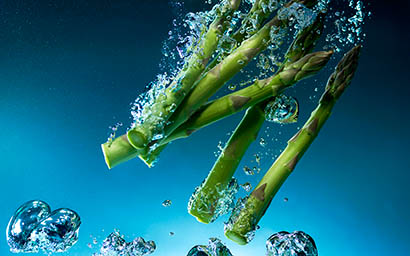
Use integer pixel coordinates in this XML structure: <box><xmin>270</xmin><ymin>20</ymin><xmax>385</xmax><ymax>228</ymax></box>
<box><xmin>1</xmin><ymin>1</ymin><xmax>410</xmax><ymax>255</ymax></box>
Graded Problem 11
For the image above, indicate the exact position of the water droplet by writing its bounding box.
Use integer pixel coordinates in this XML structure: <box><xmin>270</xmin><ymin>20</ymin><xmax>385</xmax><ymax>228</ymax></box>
<box><xmin>260</xmin><ymin>138</ymin><xmax>266</xmax><ymax>147</ymax></box>
<box><xmin>241</xmin><ymin>182</ymin><xmax>252</xmax><ymax>192</ymax></box>
<box><xmin>237</xmin><ymin>59</ymin><xmax>245</xmax><ymax>65</ymax></box>
<box><xmin>169</xmin><ymin>232</ymin><xmax>175</xmax><ymax>236</ymax></box>
<box><xmin>162</xmin><ymin>200</ymin><xmax>172</xmax><ymax>207</ymax></box>
<box><xmin>97</xmin><ymin>231</ymin><xmax>156</xmax><ymax>256</ymax></box>
<box><xmin>243</xmin><ymin>166</ymin><xmax>254</xmax><ymax>176</ymax></box>
<box><xmin>7</xmin><ymin>200</ymin><xmax>51</xmax><ymax>253</ymax></box>
<box><xmin>228</xmin><ymin>84</ymin><xmax>236</xmax><ymax>91</ymax></box>
<box><xmin>6</xmin><ymin>200</ymin><xmax>81</xmax><ymax>253</ymax></box>
<box><xmin>284</xmin><ymin>197</ymin><xmax>289</xmax><ymax>202</ymax></box>
<box><xmin>266</xmin><ymin>231</ymin><xmax>317</xmax><ymax>256</ymax></box>
<box><xmin>265</xmin><ymin>95</ymin><xmax>299</xmax><ymax>124</ymax></box>
<box><xmin>187</xmin><ymin>238</ymin><xmax>232</xmax><ymax>256</ymax></box>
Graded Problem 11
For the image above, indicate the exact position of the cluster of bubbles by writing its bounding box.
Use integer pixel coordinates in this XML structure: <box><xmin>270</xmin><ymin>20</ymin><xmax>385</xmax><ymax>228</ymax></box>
<box><xmin>266</xmin><ymin>231</ymin><xmax>318</xmax><ymax>256</ymax></box>
<box><xmin>94</xmin><ymin>231</ymin><xmax>156</xmax><ymax>256</ymax></box>
<box><xmin>188</xmin><ymin>178</ymin><xmax>239</xmax><ymax>223</ymax></box>
<box><xmin>187</xmin><ymin>238</ymin><xmax>232</xmax><ymax>256</ymax></box>
<box><xmin>6</xmin><ymin>200</ymin><xmax>81</xmax><ymax>254</ymax></box>
<box><xmin>264</xmin><ymin>94</ymin><xmax>299</xmax><ymax>124</ymax></box>
<box><xmin>187</xmin><ymin>231</ymin><xmax>317</xmax><ymax>256</ymax></box>
<box><xmin>324</xmin><ymin>0</ymin><xmax>370</xmax><ymax>52</ymax></box>
<box><xmin>224</xmin><ymin>196</ymin><xmax>258</xmax><ymax>243</ymax></box>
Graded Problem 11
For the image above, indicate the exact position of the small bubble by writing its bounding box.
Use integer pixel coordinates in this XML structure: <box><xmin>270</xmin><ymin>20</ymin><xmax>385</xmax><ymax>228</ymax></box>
<box><xmin>162</xmin><ymin>200</ymin><xmax>172</xmax><ymax>207</ymax></box>
<box><xmin>243</xmin><ymin>166</ymin><xmax>254</xmax><ymax>176</ymax></box>
<box><xmin>241</xmin><ymin>182</ymin><xmax>252</xmax><ymax>192</ymax></box>
<box><xmin>284</xmin><ymin>197</ymin><xmax>289</xmax><ymax>202</ymax></box>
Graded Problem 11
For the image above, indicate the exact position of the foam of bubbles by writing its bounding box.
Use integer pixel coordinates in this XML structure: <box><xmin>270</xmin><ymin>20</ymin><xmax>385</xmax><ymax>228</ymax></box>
<box><xmin>187</xmin><ymin>238</ymin><xmax>232</xmax><ymax>256</ymax></box>
<box><xmin>6</xmin><ymin>200</ymin><xmax>81</xmax><ymax>254</ymax></box>
<box><xmin>266</xmin><ymin>231</ymin><xmax>318</xmax><ymax>256</ymax></box>
<box><xmin>96</xmin><ymin>231</ymin><xmax>156</xmax><ymax>256</ymax></box>
<box><xmin>188</xmin><ymin>178</ymin><xmax>239</xmax><ymax>223</ymax></box>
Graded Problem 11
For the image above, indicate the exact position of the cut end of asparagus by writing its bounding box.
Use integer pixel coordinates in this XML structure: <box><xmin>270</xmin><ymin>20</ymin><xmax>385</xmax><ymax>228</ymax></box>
<box><xmin>127</xmin><ymin>129</ymin><xmax>148</xmax><ymax>149</ymax></box>
<box><xmin>101</xmin><ymin>135</ymin><xmax>139</xmax><ymax>169</ymax></box>
<box><xmin>188</xmin><ymin>208</ymin><xmax>213</xmax><ymax>224</ymax></box>
<box><xmin>224</xmin><ymin>230</ymin><xmax>248</xmax><ymax>245</ymax></box>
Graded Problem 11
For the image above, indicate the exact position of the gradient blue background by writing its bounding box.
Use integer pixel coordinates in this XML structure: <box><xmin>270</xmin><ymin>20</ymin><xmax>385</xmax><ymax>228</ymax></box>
<box><xmin>1</xmin><ymin>1</ymin><xmax>409</xmax><ymax>255</ymax></box>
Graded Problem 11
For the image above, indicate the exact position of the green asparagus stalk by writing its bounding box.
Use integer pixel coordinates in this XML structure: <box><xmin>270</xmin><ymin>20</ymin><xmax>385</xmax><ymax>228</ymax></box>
<box><xmin>163</xmin><ymin>50</ymin><xmax>332</xmax><ymax>144</ymax></box>
<box><xmin>188</xmin><ymin>104</ymin><xmax>267</xmax><ymax>224</ymax></box>
<box><xmin>205</xmin><ymin>0</ymin><xmax>281</xmax><ymax>72</ymax></box>
<box><xmin>186</xmin><ymin>13</ymin><xmax>325</xmax><ymax>223</ymax></box>
<box><xmin>125</xmin><ymin>0</ymin><xmax>241</xmax><ymax>150</ymax></box>
<box><xmin>224</xmin><ymin>45</ymin><xmax>362</xmax><ymax>245</ymax></box>
<box><xmin>129</xmin><ymin>0</ymin><xmax>319</xmax><ymax>150</ymax></box>
<box><xmin>102</xmin><ymin>11</ymin><xmax>327</xmax><ymax>168</ymax></box>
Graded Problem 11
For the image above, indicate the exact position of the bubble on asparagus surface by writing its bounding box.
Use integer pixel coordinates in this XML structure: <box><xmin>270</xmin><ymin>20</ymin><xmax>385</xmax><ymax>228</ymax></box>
<box><xmin>266</xmin><ymin>231</ymin><xmax>317</xmax><ymax>256</ymax></box>
<box><xmin>6</xmin><ymin>200</ymin><xmax>81</xmax><ymax>254</ymax></box>
<box><xmin>241</xmin><ymin>182</ymin><xmax>252</xmax><ymax>192</ymax></box>
<box><xmin>243</xmin><ymin>166</ymin><xmax>254</xmax><ymax>175</ymax></box>
<box><xmin>96</xmin><ymin>231</ymin><xmax>156</xmax><ymax>256</ymax></box>
<box><xmin>187</xmin><ymin>238</ymin><xmax>232</xmax><ymax>256</ymax></box>
<box><xmin>224</xmin><ymin>196</ymin><xmax>257</xmax><ymax>243</ymax></box>
<box><xmin>162</xmin><ymin>200</ymin><xmax>172</xmax><ymax>207</ymax></box>
<box><xmin>265</xmin><ymin>95</ymin><xmax>298</xmax><ymax>124</ymax></box>
<box><xmin>188</xmin><ymin>178</ymin><xmax>239</xmax><ymax>223</ymax></box>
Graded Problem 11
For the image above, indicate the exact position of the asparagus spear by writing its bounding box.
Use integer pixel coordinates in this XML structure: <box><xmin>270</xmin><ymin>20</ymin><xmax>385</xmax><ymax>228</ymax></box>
<box><xmin>188</xmin><ymin>104</ymin><xmax>267</xmax><ymax>224</ymax></box>
<box><xmin>205</xmin><ymin>0</ymin><xmax>282</xmax><ymax>72</ymax></box>
<box><xmin>102</xmin><ymin>11</ymin><xmax>327</xmax><ymax>168</ymax></box>
<box><xmin>126</xmin><ymin>0</ymin><xmax>241</xmax><ymax>150</ymax></box>
<box><xmin>129</xmin><ymin>0</ymin><xmax>319</xmax><ymax>150</ymax></box>
<box><xmin>224</xmin><ymin>45</ymin><xmax>362</xmax><ymax>245</ymax></box>
<box><xmin>164</xmin><ymin>13</ymin><xmax>326</xmax><ymax>144</ymax></box>
<box><xmin>187</xmin><ymin>13</ymin><xmax>326</xmax><ymax>223</ymax></box>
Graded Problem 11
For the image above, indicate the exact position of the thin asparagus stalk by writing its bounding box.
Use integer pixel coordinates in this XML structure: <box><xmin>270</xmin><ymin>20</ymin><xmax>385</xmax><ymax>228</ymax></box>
<box><xmin>101</xmin><ymin>0</ymin><xmax>241</xmax><ymax>168</ymax></box>
<box><xmin>103</xmin><ymin>12</ymin><xmax>327</xmax><ymax>168</ymax></box>
<box><xmin>224</xmin><ymin>45</ymin><xmax>362</xmax><ymax>245</ymax></box>
<box><xmin>188</xmin><ymin>104</ymin><xmax>267</xmax><ymax>224</ymax></box>
<box><xmin>186</xmin><ymin>13</ymin><xmax>325</xmax><ymax>223</ymax></box>
<box><xmin>205</xmin><ymin>0</ymin><xmax>281</xmax><ymax>72</ymax></box>
<box><xmin>163</xmin><ymin>50</ymin><xmax>332</xmax><ymax>144</ymax></box>
<box><xmin>128</xmin><ymin>0</ymin><xmax>319</xmax><ymax>150</ymax></box>
<box><xmin>125</xmin><ymin>0</ymin><xmax>241</xmax><ymax>150</ymax></box>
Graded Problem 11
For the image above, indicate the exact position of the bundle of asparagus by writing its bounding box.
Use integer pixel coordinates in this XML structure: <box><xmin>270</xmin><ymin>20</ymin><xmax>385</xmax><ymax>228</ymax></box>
<box><xmin>100</xmin><ymin>0</ymin><xmax>363</xmax><ymax>247</ymax></box>
<box><xmin>102</xmin><ymin>0</ymin><xmax>325</xmax><ymax>168</ymax></box>
<box><xmin>224</xmin><ymin>45</ymin><xmax>361</xmax><ymax>244</ymax></box>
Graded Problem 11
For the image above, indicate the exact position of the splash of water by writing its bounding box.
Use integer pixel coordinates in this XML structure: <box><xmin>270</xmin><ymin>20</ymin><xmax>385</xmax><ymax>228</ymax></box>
<box><xmin>6</xmin><ymin>200</ymin><xmax>81</xmax><ymax>254</ymax></box>
<box><xmin>187</xmin><ymin>238</ymin><xmax>232</xmax><ymax>256</ymax></box>
<box><xmin>266</xmin><ymin>231</ymin><xmax>318</xmax><ymax>256</ymax></box>
<box><xmin>96</xmin><ymin>231</ymin><xmax>156</xmax><ymax>256</ymax></box>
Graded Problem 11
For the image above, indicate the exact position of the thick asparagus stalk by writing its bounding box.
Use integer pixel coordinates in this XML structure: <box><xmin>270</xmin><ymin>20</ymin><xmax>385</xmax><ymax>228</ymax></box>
<box><xmin>205</xmin><ymin>0</ymin><xmax>281</xmax><ymax>72</ymax></box>
<box><xmin>163</xmin><ymin>50</ymin><xmax>332</xmax><ymax>144</ymax></box>
<box><xmin>103</xmin><ymin>12</ymin><xmax>327</xmax><ymax>168</ymax></box>
<box><xmin>188</xmin><ymin>104</ymin><xmax>267</xmax><ymax>224</ymax></box>
<box><xmin>126</xmin><ymin>0</ymin><xmax>241</xmax><ymax>150</ymax></box>
<box><xmin>224</xmin><ymin>45</ymin><xmax>362</xmax><ymax>245</ymax></box>
<box><xmin>129</xmin><ymin>0</ymin><xmax>319</xmax><ymax>150</ymax></box>
<box><xmin>186</xmin><ymin>13</ymin><xmax>325</xmax><ymax>223</ymax></box>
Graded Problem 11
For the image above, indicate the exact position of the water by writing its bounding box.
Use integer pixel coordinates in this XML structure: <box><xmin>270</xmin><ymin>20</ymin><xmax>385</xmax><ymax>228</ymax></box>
<box><xmin>6</xmin><ymin>200</ymin><xmax>80</xmax><ymax>254</ymax></box>
<box><xmin>266</xmin><ymin>231</ymin><xmax>317</xmax><ymax>256</ymax></box>
<box><xmin>187</xmin><ymin>238</ymin><xmax>232</xmax><ymax>256</ymax></box>
<box><xmin>2</xmin><ymin>1</ymin><xmax>409</xmax><ymax>256</ymax></box>
<box><xmin>96</xmin><ymin>231</ymin><xmax>156</xmax><ymax>256</ymax></box>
